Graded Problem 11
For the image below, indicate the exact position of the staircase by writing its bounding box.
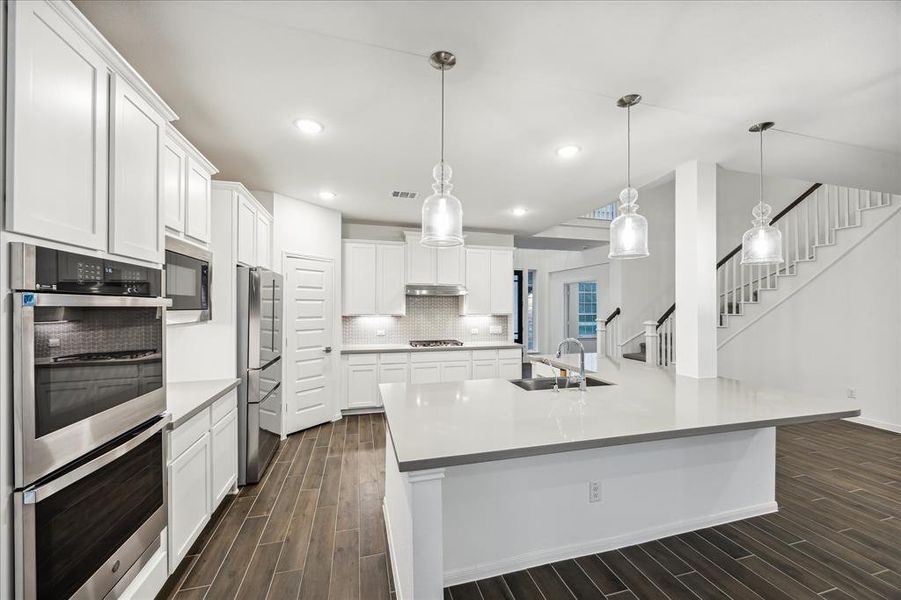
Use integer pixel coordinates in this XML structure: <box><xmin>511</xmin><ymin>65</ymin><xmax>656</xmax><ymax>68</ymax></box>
<box><xmin>717</xmin><ymin>183</ymin><xmax>900</xmax><ymax>347</ymax></box>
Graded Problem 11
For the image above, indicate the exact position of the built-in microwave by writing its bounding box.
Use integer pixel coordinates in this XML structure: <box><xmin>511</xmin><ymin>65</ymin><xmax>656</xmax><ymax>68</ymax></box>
<box><xmin>165</xmin><ymin>237</ymin><xmax>211</xmax><ymax>323</ymax></box>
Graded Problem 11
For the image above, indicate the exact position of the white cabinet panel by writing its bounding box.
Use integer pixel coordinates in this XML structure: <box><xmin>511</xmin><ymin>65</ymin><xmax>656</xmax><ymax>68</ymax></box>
<box><xmin>410</xmin><ymin>363</ymin><xmax>441</xmax><ymax>384</ymax></box>
<box><xmin>472</xmin><ymin>359</ymin><xmax>498</xmax><ymax>380</ymax></box>
<box><xmin>237</xmin><ymin>194</ymin><xmax>257</xmax><ymax>266</ymax></box>
<box><xmin>343</xmin><ymin>242</ymin><xmax>378</xmax><ymax>315</ymax></box>
<box><xmin>347</xmin><ymin>363</ymin><xmax>379</xmax><ymax>409</ymax></box>
<box><xmin>464</xmin><ymin>248</ymin><xmax>491</xmax><ymax>315</ymax></box>
<box><xmin>185</xmin><ymin>157</ymin><xmax>212</xmax><ymax>243</ymax></box>
<box><xmin>377</xmin><ymin>244</ymin><xmax>406</xmax><ymax>315</ymax></box>
<box><xmin>255</xmin><ymin>212</ymin><xmax>272</xmax><ymax>269</ymax></box>
<box><xmin>490</xmin><ymin>249</ymin><xmax>514</xmax><ymax>314</ymax></box>
<box><xmin>168</xmin><ymin>433</ymin><xmax>211</xmax><ymax>571</ymax></box>
<box><xmin>7</xmin><ymin>1</ymin><xmax>109</xmax><ymax>250</ymax></box>
<box><xmin>440</xmin><ymin>362</ymin><xmax>471</xmax><ymax>382</ymax></box>
<box><xmin>163</xmin><ymin>140</ymin><xmax>186</xmax><ymax>233</ymax></box>
<box><xmin>435</xmin><ymin>246</ymin><xmax>465</xmax><ymax>285</ymax></box>
<box><xmin>109</xmin><ymin>75</ymin><xmax>165</xmax><ymax>263</ymax></box>
<box><xmin>499</xmin><ymin>359</ymin><xmax>523</xmax><ymax>379</ymax></box>
<box><xmin>406</xmin><ymin>233</ymin><xmax>435</xmax><ymax>284</ymax></box>
<box><xmin>210</xmin><ymin>408</ymin><xmax>238</xmax><ymax>509</ymax></box>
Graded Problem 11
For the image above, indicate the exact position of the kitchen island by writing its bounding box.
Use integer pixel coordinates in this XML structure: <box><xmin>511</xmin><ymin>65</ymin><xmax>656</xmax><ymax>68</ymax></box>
<box><xmin>380</xmin><ymin>353</ymin><xmax>860</xmax><ymax>599</ymax></box>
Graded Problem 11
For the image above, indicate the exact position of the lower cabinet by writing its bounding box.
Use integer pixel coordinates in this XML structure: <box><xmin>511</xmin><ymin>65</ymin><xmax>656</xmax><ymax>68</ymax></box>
<box><xmin>347</xmin><ymin>358</ymin><xmax>380</xmax><ymax>409</ymax></box>
<box><xmin>167</xmin><ymin>389</ymin><xmax>238</xmax><ymax>573</ymax></box>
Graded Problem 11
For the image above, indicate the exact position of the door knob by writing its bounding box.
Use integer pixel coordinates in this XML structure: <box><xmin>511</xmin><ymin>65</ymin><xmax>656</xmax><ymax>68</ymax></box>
<box><xmin>324</xmin><ymin>346</ymin><xmax>332</xmax><ymax>354</ymax></box>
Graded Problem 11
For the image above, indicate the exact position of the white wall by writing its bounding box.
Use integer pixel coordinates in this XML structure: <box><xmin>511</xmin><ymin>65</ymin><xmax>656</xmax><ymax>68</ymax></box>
<box><xmin>342</xmin><ymin>222</ymin><xmax>514</xmax><ymax>247</ymax></box>
<box><xmin>719</xmin><ymin>208</ymin><xmax>901</xmax><ymax>432</ymax></box>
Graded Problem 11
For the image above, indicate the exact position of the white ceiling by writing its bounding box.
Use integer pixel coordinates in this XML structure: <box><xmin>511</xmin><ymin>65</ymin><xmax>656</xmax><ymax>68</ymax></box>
<box><xmin>75</xmin><ymin>1</ymin><xmax>901</xmax><ymax>235</ymax></box>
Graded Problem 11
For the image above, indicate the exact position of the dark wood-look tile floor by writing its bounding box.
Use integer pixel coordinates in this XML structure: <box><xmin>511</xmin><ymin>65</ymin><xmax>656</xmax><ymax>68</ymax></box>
<box><xmin>162</xmin><ymin>417</ymin><xmax>901</xmax><ymax>600</ymax></box>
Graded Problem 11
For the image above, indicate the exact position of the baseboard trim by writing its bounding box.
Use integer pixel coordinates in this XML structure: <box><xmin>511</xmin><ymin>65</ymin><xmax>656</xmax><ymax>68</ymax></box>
<box><xmin>442</xmin><ymin>500</ymin><xmax>779</xmax><ymax>587</ymax></box>
<box><xmin>382</xmin><ymin>502</ymin><xmax>404</xmax><ymax>600</ymax></box>
<box><xmin>342</xmin><ymin>407</ymin><xmax>385</xmax><ymax>416</ymax></box>
<box><xmin>846</xmin><ymin>416</ymin><xmax>901</xmax><ymax>434</ymax></box>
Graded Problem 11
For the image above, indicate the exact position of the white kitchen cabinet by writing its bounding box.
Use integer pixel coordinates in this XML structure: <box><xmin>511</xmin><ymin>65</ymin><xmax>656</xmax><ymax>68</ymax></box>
<box><xmin>342</xmin><ymin>241</ymin><xmax>406</xmax><ymax>316</ymax></box>
<box><xmin>464</xmin><ymin>246</ymin><xmax>514</xmax><ymax>315</ymax></box>
<box><xmin>379</xmin><ymin>362</ymin><xmax>408</xmax><ymax>385</ymax></box>
<box><xmin>109</xmin><ymin>74</ymin><xmax>166</xmax><ymax>263</ymax></box>
<box><xmin>404</xmin><ymin>231</ymin><xmax>465</xmax><ymax>285</ymax></box>
<box><xmin>256</xmin><ymin>211</ymin><xmax>273</xmax><ymax>269</ymax></box>
<box><xmin>186</xmin><ymin>157</ymin><xmax>213</xmax><ymax>244</ymax></box>
<box><xmin>499</xmin><ymin>359</ymin><xmax>523</xmax><ymax>379</ymax></box>
<box><xmin>472</xmin><ymin>359</ymin><xmax>498</xmax><ymax>379</ymax></box>
<box><xmin>237</xmin><ymin>193</ymin><xmax>257</xmax><ymax>266</ymax></box>
<box><xmin>347</xmin><ymin>362</ymin><xmax>379</xmax><ymax>409</ymax></box>
<box><xmin>165</xmin><ymin>125</ymin><xmax>217</xmax><ymax>246</ymax></box>
<box><xmin>490</xmin><ymin>249</ymin><xmax>515</xmax><ymax>314</ymax></box>
<box><xmin>210</xmin><ymin>408</ymin><xmax>238</xmax><ymax>509</ymax></box>
<box><xmin>168</xmin><ymin>432</ymin><xmax>211</xmax><ymax>571</ymax></box>
<box><xmin>441</xmin><ymin>361</ymin><xmax>472</xmax><ymax>382</ymax></box>
<box><xmin>163</xmin><ymin>139</ymin><xmax>187</xmax><ymax>233</ymax></box>
<box><xmin>6</xmin><ymin>0</ymin><xmax>110</xmax><ymax>251</ymax></box>
<box><xmin>410</xmin><ymin>363</ymin><xmax>441</xmax><ymax>385</ymax></box>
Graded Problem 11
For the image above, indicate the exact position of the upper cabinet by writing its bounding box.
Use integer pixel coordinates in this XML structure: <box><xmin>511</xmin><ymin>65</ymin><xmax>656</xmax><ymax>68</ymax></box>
<box><xmin>5</xmin><ymin>0</ymin><xmax>179</xmax><ymax>262</ymax></box>
<box><xmin>212</xmin><ymin>182</ymin><xmax>273</xmax><ymax>270</ymax></box>
<box><xmin>342</xmin><ymin>240</ymin><xmax>406</xmax><ymax>316</ymax></box>
<box><xmin>164</xmin><ymin>125</ymin><xmax>217</xmax><ymax>247</ymax></box>
<box><xmin>404</xmin><ymin>232</ymin><xmax>464</xmax><ymax>286</ymax></box>
<box><xmin>255</xmin><ymin>211</ymin><xmax>273</xmax><ymax>270</ymax></box>
<box><xmin>464</xmin><ymin>246</ymin><xmax>514</xmax><ymax>315</ymax></box>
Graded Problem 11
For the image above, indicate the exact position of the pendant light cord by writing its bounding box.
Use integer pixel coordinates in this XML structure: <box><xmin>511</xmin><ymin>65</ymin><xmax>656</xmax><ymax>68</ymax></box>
<box><xmin>440</xmin><ymin>65</ymin><xmax>446</xmax><ymax>195</ymax></box>
<box><xmin>758</xmin><ymin>128</ymin><xmax>764</xmax><ymax>217</ymax></box>
<box><xmin>626</xmin><ymin>105</ymin><xmax>631</xmax><ymax>190</ymax></box>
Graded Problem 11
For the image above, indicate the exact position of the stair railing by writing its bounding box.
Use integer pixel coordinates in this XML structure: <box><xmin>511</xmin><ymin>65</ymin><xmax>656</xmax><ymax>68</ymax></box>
<box><xmin>597</xmin><ymin>307</ymin><xmax>620</xmax><ymax>358</ymax></box>
<box><xmin>655</xmin><ymin>303</ymin><xmax>676</xmax><ymax>367</ymax></box>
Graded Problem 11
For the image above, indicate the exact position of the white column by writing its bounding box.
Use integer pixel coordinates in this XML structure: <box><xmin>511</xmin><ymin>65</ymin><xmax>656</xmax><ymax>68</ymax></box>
<box><xmin>674</xmin><ymin>161</ymin><xmax>717</xmax><ymax>378</ymax></box>
<box><xmin>407</xmin><ymin>469</ymin><xmax>445</xmax><ymax>600</ymax></box>
<box><xmin>643</xmin><ymin>320</ymin><xmax>658</xmax><ymax>366</ymax></box>
<box><xmin>596</xmin><ymin>319</ymin><xmax>607</xmax><ymax>356</ymax></box>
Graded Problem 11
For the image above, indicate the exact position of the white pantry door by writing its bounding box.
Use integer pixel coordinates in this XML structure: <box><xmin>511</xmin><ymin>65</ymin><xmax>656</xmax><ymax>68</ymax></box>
<box><xmin>284</xmin><ymin>254</ymin><xmax>336</xmax><ymax>434</ymax></box>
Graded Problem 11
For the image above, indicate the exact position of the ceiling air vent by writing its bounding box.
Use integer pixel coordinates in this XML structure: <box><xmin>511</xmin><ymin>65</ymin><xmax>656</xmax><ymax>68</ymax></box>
<box><xmin>391</xmin><ymin>190</ymin><xmax>419</xmax><ymax>200</ymax></box>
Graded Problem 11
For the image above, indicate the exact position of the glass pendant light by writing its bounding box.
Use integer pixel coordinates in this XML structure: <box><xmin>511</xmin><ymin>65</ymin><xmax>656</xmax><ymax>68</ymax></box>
<box><xmin>421</xmin><ymin>51</ymin><xmax>463</xmax><ymax>247</ymax></box>
<box><xmin>609</xmin><ymin>94</ymin><xmax>649</xmax><ymax>259</ymax></box>
<box><xmin>740</xmin><ymin>122</ymin><xmax>784</xmax><ymax>265</ymax></box>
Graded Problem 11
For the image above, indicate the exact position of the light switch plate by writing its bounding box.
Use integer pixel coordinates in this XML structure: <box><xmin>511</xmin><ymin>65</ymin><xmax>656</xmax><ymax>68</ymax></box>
<box><xmin>470</xmin><ymin>328</ymin><xmax>479</xmax><ymax>335</ymax></box>
<box><xmin>48</xmin><ymin>338</ymin><xmax>61</xmax><ymax>348</ymax></box>
<box><xmin>376</xmin><ymin>329</ymin><xmax>386</xmax><ymax>337</ymax></box>
<box><xmin>489</xmin><ymin>325</ymin><xmax>502</xmax><ymax>335</ymax></box>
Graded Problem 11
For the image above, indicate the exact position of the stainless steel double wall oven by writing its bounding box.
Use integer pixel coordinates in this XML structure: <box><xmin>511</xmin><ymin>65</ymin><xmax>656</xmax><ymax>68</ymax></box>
<box><xmin>10</xmin><ymin>243</ymin><xmax>170</xmax><ymax>600</ymax></box>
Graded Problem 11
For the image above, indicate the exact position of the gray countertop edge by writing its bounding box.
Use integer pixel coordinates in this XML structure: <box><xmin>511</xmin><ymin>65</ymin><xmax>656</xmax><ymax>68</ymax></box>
<box><xmin>166</xmin><ymin>378</ymin><xmax>241</xmax><ymax>429</ymax></box>
<box><xmin>387</xmin><ymin>408</ymin><xmax>861</xmax><ymax>473</ymax></box>
<box><xmin>341</xmin><ymin>343</ymin><xmax>522</xmax><ymax>355</ymax></box>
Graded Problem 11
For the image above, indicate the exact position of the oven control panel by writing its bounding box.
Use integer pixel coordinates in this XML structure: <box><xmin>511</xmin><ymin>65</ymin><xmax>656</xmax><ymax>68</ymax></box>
<box><xmin>29</xmin><ymin>246</ymin><xmax>162</xmax><ymax>296</ymax></box>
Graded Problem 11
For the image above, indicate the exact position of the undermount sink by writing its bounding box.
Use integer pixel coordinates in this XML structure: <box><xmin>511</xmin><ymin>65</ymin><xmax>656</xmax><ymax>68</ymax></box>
<box><xmin>509</xmin><ymin>377</ymin><xmax>611</xmax><ymax>391</ymax></box>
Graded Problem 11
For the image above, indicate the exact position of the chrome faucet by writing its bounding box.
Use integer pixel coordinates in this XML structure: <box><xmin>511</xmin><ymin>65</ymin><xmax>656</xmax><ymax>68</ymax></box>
<box><xmin>555</xmin><ymin>338</ymin><xmax>587</xmax><ymax>391</ymax></box>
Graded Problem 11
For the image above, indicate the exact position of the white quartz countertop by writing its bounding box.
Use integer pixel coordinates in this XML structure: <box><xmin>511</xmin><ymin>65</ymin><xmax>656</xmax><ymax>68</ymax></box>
<box><xmin>380</xmin><ymin>353</ymin><xmax>860</xmax><ymax>472</ymax></box>
<box><xmin>167</xmin><ymin>378</ymin><xmax>240</xmax><ymax>428</ymax></box>
<box><xmin>341</xmin><ymin>341</ymin><xmax>522</xmax><ymax>354</ymax></box>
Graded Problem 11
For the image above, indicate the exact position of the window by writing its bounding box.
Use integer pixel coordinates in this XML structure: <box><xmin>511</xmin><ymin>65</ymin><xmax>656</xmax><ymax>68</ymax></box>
<box><xmin>577</xmin><ymin>281</ymin><xmax>597</xmax><ymax>337</ymax></box>
<box><xmin>526</xmin><ymin>270</ymin><xmax>536</xmax><ymax>351</ymax></box>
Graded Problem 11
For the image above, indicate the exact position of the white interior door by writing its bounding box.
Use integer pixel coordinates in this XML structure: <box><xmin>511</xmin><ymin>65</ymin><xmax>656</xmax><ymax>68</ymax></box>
<box><xmin>284</xmin><ymin>255</ymin><xmax>335</xmax><ymax>434</ymax></box>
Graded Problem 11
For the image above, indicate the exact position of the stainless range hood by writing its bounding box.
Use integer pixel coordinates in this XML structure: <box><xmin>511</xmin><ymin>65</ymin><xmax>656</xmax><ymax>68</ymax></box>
<box><xmin>405</xmin><ymin>284</ymin><xmax>468</xmax><ymax>296</ymax></box>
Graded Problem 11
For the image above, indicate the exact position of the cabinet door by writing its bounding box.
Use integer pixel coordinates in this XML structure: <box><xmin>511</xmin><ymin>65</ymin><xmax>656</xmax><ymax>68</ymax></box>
<box><xmin>435</xmin><ymin>246</ymin><xmax>465</xmax><ymax>285</ymax></box>
<box><xmin>499</xmin><ymin>359</ymin><xmax>523</xmax><ymax>379</ymax></box>
<box><xmin>464</xmin><ymin>248</ymin><xmax>491</xmax><ymax>315</ymax></box>
<box><xmin>185</xmin><ymin>157</ymin><xmax>212</xmax><ymax>244</ymax></box>
<box><xmin>406</xmin><ymin>234</ymin><xmax>435</xmax><ymax>284</ymax></box>
<box><xmin>343</xmin><ymin>242</ymin><xmax>377</xmax><ymax>315</ymax></box>
<box><xmin>237</xmin><ymin>194</ymin><xmax>257</xmax><ymax>266</ymax></box>
<box><xmin>346</xmin><ymin>364</ymin><xmax>379</xmax><ymax>408</ymax></box>
<box><xmin>472</xmin><ymin>359</ymin><xmax>498</xmax><ymax>380</ymax></box>
<box><xmin>410</xmin><ymin>363</ymin><xmax>441</xmax><ymax>384</ymax></box>
<box><xmin>377</xmin><ymin>244</ymin><xmax>406</xmax><ymax>316</ymax></box>
<box><xmin>490</xmin><ymin>249</ymin><xmax>515</xmax><ymax>315</ymax></box>
<box><xmin>7</xmin><ymin>1</ymin><xmax>109</xmax><ymax>250</ymax></box>
<box><xmin>162</xmin><ymin>139</ymin><xmax>186</xmax><ymax>233</ymax></box>
<box><xmin>441</xmin><ymin>361</ymin><xmax>472</xmax><ymax>382</ymax></box>
<box><xmin>210</xmin><ymin>408</ymin><xmax>238</xmax><ymax>509</ymax></box>
<box><xmin>379</xmin><ymin>363</ymin><xmax>408</xmax><ymax>385</ymax></box>
<box><xmin>256</xmin><ymin>212</ymin><xmax>272</xmax><ymax>269</ymax></box>
<box><xmin>168</xmin><ymin>433</ymin><xmax>211</xmax><ymax>571</ymax></box>
<box><xmin>110</xmin><ymin>75</ymin><xmax>165</xmax><ymax>263</ymax></box>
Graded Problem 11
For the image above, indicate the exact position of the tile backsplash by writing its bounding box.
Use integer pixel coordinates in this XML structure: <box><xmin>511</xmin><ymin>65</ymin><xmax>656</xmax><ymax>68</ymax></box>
<box><xmin>34</xmin><ymin>307</ymin><xmax>163</xmax><ymax>360</ymax></box>
<box><xmin>342</xmin><ymin>296</ymin><xmax>509</xmax><ymax>345</ymax></box>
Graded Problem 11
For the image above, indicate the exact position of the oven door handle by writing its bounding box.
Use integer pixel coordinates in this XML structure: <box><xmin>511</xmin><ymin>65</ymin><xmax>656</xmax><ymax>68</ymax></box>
<box><xmin>22</xmin><ymin>415</ymin><xmax>170</xmax><ymax>505</ymax></box>
<box><xmin>21</xmin><ymin>293</ymin><xmax>172</xmax><ymax>308</ymax></box>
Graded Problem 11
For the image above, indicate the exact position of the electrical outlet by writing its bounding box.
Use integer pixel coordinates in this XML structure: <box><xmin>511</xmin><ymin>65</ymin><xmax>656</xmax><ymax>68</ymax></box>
<box><xmin>847</xmin><ymin>387</ymin><xmax>856</xmax><ymax>399</ymax></box>
<box><xmin>589</xmin><ymin>481</ymin><xmax>601</xmax><ymax>503</ymax></box>
<box><xmin>489</xmin><ymin>325</ymin><xmax>502</xmax><ymax>335</ymax></box>
<box><xmin>376</xmin><ymin>329</ymin><xmax>386</xmax><ymax>337</ymax></box>
<box><xmin>470</xmin><ymin>328</ymin><xmax>479</xmax><ymax>335</ymax></box>
<box><xmin>48</xmin><ymin>338</ymin><xmax>60</xmax><ymax>348</ymax></box>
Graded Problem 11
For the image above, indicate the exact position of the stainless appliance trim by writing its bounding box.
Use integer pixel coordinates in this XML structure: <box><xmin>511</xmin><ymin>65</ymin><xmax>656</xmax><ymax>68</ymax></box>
<box><xmin>165</xmin><ymin>236</ymin><xmax>212</xmax><ymax>263</ymax></box>
<box><xmin>13</xmin><ymin>292</ymin><xmax>168</xmax><ymax>488</ymax></box>
<box><xmin>405</xmin><ymin>284</ymin><xmax>468</xmax><ymax>296</ymax></box>
<box><xmin>23</xmin><ymin>417</ymin><xmax>168</xmax><ymax>504</ymax></box>
<box><xmin>27</xmin><ymin>292</ymin><xmax>172</xmax><ymax>308</ymax></box>
<box><xmin>165</xmin><ymin>237</ymin><xmax>212</xmax><ymax>322</ymax></box>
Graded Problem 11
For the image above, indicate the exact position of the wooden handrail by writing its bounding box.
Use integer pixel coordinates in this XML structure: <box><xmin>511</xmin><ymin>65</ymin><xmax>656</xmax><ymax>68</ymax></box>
<box><xmin>715</xmin><ymin>183</ymin><xmax>822</xmax><ymax>269</ymax></box>
<box><xmin>656</xmin><ymin>303</ymin><xmax>675</xmax><ymax>329</ymax></box>
<box><xmin>604</xmin><ymin>307</ymin><xmax>621</xmax><ymax>325</ymax></box>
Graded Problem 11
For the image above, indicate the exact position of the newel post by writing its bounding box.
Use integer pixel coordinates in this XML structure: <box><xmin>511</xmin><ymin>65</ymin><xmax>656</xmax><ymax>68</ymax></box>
<box><xmin>643</xmin><ymin>320</ymin><xmax>658</xmax><ymax>366</ymax></box>
<box><xmin>597</xmin><ymin>319</ymin><xmax>607</xmax><ymax>357</ymax></box>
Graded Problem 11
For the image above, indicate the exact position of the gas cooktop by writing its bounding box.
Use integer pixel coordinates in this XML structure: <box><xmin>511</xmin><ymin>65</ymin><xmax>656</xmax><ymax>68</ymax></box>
<box><xmin>409</xmin><ymin>339</ymin><xmax>464</xmax><ymax>348</ymax></box>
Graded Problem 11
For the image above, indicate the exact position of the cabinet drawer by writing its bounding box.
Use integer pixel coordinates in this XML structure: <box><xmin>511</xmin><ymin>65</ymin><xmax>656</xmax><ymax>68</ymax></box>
<box><xmin>347</xmin><ymin>353</ymin><xmax>378</xmax><ymax>366</ymax></box>
<box><xmin>169</xmin><ymin>408</ymin><xmax>211</xmax><ymax>459</ymax></box>
<box><xmin>499</xmin><ymin>348</ymin><xmax>523</xmax><ymax>360</ymax></box>
<box><xmin>471</xmin><ymin>350</ymin><xmax>499</xmax><ymax>360</ymax></box>
<box><xmin>410</xmin><ymin>351</ymin><xmax>471</xmax><ymax>363</ymax></box>
<box><xmin>211</xmin><ymin>388</ymin><xmax>237</xmax><ymax>425</ymax></box>
<box><xmin>378</xmin><ymin>352</ymin><xmax>408</xmax><ymax>365</ymax></box>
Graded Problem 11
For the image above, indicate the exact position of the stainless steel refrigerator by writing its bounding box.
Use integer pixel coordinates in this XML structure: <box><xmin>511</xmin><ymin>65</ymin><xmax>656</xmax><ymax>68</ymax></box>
<box><xmin>236</xmin><ymin>266</ymin><xmax>283</xmax><ymax>485</ymax></box>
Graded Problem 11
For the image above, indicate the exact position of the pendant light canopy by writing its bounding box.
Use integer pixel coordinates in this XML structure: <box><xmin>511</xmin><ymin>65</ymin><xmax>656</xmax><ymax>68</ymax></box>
<box><xmin>421</xmin><ymin>51</ymin><xmax>463</xmax><ymax>247</ymax></box>
<box><xmin>740</xmin><ymin>122</ymin><xmax>784</xmax><ymax>265</ymax></box>
<box><xmin>609</xmin><ymin>94</ymin><xmax>649</xmax><ymax>259</ymax></box>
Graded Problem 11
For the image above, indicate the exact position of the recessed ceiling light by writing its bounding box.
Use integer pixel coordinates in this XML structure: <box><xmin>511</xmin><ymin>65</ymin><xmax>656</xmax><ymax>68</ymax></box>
<box><xmin>511</xmin><ymin>207</ymin><xmax>528</xmax><ymax>217</ymax></box>
<box><xmin>318</xmin><ymin>191</ymin><xmax>337</xmax><ymax>201</ymax></box>
<box><xmin>294</xmin><ymin>119</ymin><xmax>324</xmax><ymax>134</ymax></box>
<box><xmin>556</xmin><ymin>145</ymin><xmax>580</xmax><ymax>158</ymax></box>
